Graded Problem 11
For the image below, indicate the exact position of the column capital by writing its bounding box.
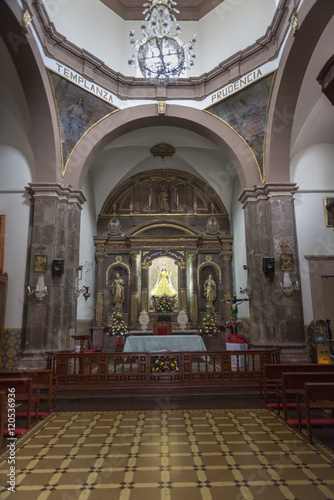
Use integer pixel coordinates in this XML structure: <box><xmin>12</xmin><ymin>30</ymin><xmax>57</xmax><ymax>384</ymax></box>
<box><xmin>95</xmin><ymin>252</ymin><xmax>108</xmax><ymax>263</ymax></box>
<box><xmin>186</xmin><ymin>250</ymin><xmax>198</xmax><ymax>262</ymax></box>
<box><xmin>238</xmin><ymin>182</ymin><xmax>299</xmax><ymax>207</ymax></box>
<box><xmin>26</xmin><ymin>183</ymin><xmax>86</xmax><ymax>208</ymax></box>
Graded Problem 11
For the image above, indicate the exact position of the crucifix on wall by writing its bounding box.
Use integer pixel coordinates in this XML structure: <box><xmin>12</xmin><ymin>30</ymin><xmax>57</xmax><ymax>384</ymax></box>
<box><xmin>280</xmin><ymin>241</ymin><xmax>293</xmax><ymax>271</ymax></box>
<box><xmin>33</xmin><ymin>244</ymin><xmax>48</xmax><ymax>273</ymax></box>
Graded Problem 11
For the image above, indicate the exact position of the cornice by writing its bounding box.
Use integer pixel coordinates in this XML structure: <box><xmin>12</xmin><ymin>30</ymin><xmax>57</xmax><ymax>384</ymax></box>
<box><xmin>238</xmin><ymin>182</ymin><xmax>299</xmax><ymax>206</ymax></box>
<box><xmin>26</xmin><ymin>182</ymin><xmax>86</xmax><ymax>207</ymax></box>
<box><xmin>28</xmin><ymin>0</ymin><xmax>291</xmax><ymax>101</ymax></box>
<box><xmin>100</xmin><ymin>0</ymin><xmax>224</xmax><ymax>21</ymax></box>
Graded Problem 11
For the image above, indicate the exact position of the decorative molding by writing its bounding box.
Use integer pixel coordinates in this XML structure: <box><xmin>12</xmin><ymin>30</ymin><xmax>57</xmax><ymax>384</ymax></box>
<box><xmin>100</xmin><ymin>0</ymin><xmax>223</xmax><ymax>21</ymax></box>
<box><xmin>29</xmin><ymin>0</ymin><xmax>290</xmax><ymax>102</ymax></box>
<box><xmin>26</xmin><ymin>183</ymin><xmax>86</xmax><ymax>208</ymax></box>
<box><xmin>238</xmin><ymin>183</ymin><xmax>299</xmax><ymax>207</ymax></box>
<box><xmin>150</xmin><ymin>144</ymin><xmax>175</xmax><ymax>159</ymax></box>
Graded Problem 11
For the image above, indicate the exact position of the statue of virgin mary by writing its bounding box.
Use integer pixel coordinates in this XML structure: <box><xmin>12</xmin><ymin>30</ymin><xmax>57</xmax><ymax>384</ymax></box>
<box><xmin>150</xmin><ymin>263</ymin><xmax>177</xmax><ymax>298</ymax></box>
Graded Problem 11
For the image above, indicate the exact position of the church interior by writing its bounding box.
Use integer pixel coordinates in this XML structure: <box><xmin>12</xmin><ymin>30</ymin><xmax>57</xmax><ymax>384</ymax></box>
<box><xmin>1</xmin><ymin>0</ymin><xmax>334</xmax><ymax>498</ymax></box>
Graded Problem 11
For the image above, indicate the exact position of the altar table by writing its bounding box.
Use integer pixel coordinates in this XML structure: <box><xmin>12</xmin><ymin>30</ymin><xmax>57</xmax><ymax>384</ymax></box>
<box><xmin>123</xmin><ymin>335</ymin><xmax>207</xmax><ymax>353</ymax></box>
<box><xmin>226</xmin><ymin>342</ymin><xmax>248</xmax><ymax>368</ymax></box>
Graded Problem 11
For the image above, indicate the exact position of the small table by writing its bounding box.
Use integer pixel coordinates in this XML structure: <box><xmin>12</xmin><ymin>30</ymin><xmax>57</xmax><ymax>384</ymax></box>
<box><xmin>123</xmin><ymin>335</ymin><xmax>207</xmax><ymax>353</ymax></box>
<box><xmin>71</xmin><ymin>334</ymin><xmax>90</xmax><ymax>353</ymax></box>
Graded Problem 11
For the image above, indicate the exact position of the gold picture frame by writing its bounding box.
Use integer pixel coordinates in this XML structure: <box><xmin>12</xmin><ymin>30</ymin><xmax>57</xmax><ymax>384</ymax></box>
<box><xmin>325</xmin><ymin>197</ymin><xmax>334</xmax><ymax>227</ymax></box>
<box><xmin>280</xmin><ymin>253</ymin><xmax>293</xmax><ymax>271</ymax></box>
<box><xmin>33</xmin><ymin>255</ymin><xmax>48</xmax><ymax>273</ymax></box>
<box><xmin>0</xmin><ymin>215</ymin><xmax>5</xmax><ymax>271</ymax></box>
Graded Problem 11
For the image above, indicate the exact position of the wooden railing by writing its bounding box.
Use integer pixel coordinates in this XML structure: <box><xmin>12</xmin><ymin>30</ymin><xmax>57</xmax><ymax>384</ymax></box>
<box><xmin>53</xmin><ymin>349</ymin><xmax>280</xmax><ymax>393</ymax></box>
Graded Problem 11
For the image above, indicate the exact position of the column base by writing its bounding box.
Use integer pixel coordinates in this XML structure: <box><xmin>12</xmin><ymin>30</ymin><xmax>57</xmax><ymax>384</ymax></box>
<box><xmin>15</xmin><ymin>350</ymin><xmax>49</xmax><ymax>370</ymax></box>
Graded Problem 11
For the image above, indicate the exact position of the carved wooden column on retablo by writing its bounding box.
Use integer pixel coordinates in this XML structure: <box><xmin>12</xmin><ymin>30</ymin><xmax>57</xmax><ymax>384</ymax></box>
<box><xmin>179</xmin><ymin>261</ymin><xmax>187</xmax><ymax>312</ymax></box>
<box><xmin>130</xmin><ymin>251</ymin><xmax>141</xmax><ymax>326</ymax></box>
<box><xmin>92</xmin><ymin>251</ymin><xmax>108</xmax><ymax>348</ymax></box>
<box><xmin>141</xmin><ymin>262</ymin><xmax>149</xmax><ymax>313</ymax></box>
<box><xmin>187</xmin><ymin>251</ymin><xmax>198</xmax><ymax>326</ymax></box>
<box><xmin>239</xmin><ymin>183</ymin><xmax>308</xmax><ymax>362</ymax></box>
<box><xmin>17</xmin><ymin>183</ymin><xmax>86</xmax><ymax>369</ymax></box>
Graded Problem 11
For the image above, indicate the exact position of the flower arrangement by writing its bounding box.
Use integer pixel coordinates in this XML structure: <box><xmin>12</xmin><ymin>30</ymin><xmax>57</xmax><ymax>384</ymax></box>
<box><xmin>225</xmin><ymin>319</ymin><xmax>244</xmax><ymax>333</ymax></box>
<box><xmin>198</xmin><ymin>315</ymin><xmax>220</xmax><ymax>336</ymax></box>
<box><xmin>154</xmin><ymin>295</ymin><xmax>174</xmax><ymax>313</ymax></box>
<box><xmin>151</xmin><ymin>355</ymin><xmax>179</xmax><ymax>373</ymax></box>
<box><xmin>107</xmin><ymin>313</ymin><xmax>129</xmax><ymax>337</ymax></box>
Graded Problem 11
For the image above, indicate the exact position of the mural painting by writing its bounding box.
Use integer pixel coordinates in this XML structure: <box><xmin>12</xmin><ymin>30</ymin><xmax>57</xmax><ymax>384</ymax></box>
<box><xmin>207</xmin><ymin>72</ymin><xmax>275</xmax><ymax>180</ymax></box>
<box><xmin>49</xmin><ymin>71</ymin><xmax>117</xmax><ymax>172</ymax></box>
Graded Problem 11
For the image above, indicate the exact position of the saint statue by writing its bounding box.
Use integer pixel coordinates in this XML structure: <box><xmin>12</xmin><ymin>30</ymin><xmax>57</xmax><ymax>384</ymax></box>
<box><xmin>204</xmin><ymin>274</ymin><xmax>216</xmax><ymax>307</ymax></box>
<box><xmin>158</xmin><ymin>187</ymin><xmax>169</xmax><ymax>213</ymax></box>
<box><xmin>150</xmin><ymin>263</ymin><xmax>177</xmax><ymax>298</ymax></box>
<box><xmin>111</xmin><ymin>272</ymin><xmax>125</xmax><ymax>308</ymax></box>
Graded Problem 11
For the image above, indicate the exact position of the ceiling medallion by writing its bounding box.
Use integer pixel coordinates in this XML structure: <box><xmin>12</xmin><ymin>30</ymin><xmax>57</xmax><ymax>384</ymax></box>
<box><xmin>150</xmin><ymin>143</ymin><xmax>175</xmax><ymax>159</ymax></box>
<box><xmin>128</xmin><ymin>0</ymin><xmax>196</xmax><ymax>85</ymax></box>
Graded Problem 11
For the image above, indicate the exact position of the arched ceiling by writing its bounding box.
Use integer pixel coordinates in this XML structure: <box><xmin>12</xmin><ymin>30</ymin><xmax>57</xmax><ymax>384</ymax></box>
<box><xmin>100</xmin><ymin>0</ymin><xmax>224</xmax><ymax>20</ymax></box>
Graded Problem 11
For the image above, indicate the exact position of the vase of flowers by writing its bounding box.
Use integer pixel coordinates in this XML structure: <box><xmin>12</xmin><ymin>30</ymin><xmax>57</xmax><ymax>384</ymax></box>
<box><xmin>107</xmin><ymin>313</ymin><xmax>129</xmax><ymax>337</ymax></box>
<box><xmin>198</xmin><ymin>314</ymin><xmax>220</xmax><ymax>336</ymax></box>
<box><xmin>154</xmin><ymin>295</ymin><xmax>174</xmax><ymax>313</ymax></box>
<box><xmin>151</xmin><ymin>355</ymin><xmax>179</xmax><ymax>373</ymax></box>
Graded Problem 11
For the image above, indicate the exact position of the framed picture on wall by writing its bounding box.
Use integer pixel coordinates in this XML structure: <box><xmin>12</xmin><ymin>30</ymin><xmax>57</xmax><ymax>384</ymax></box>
<box><xmin>325</xmin><ymin>197</ymin><xmax>334</xmax><ymax>227</ymax></box>
<box><xmin>33</xmin><ymin>255</ymin><xmax>48</xmax><ymax>273</ymax></box>
<box><xmin>0</xmin><ymin>215</ymin><xmax>5</xmax><ymax>271</ymax></box>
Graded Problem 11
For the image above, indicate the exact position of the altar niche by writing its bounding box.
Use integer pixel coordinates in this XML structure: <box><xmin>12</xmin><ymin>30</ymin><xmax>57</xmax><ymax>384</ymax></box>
<box><xmin>148</xmin><ymin>256</ymin><xmax>179</xmax><ymax>311</ymax></box>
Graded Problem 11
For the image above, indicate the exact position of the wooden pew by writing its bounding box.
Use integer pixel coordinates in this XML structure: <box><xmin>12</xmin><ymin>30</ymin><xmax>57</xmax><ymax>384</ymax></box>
<box><xmin>0</xmin><ymin>378</ymin><xmax>40</xmax><ymax>429</ymax></box>
<box><xmin>0</xmin><ymin>370</ymin><xmax>57</xmax><ymax>413</ymax></box>
<box><xmin>276</xmin><ymin>372</ymin><xmax>334</xmax><ymax>420</ymax></box>
<box><xmin>260</xmin><ymin>363</ymin><xmax>334</xmax><ymax>403</ymax></box>
<box><xmin>297</xmin><ymin>382</ymin><xmax>334</xmax><ymax>442</ymax></box>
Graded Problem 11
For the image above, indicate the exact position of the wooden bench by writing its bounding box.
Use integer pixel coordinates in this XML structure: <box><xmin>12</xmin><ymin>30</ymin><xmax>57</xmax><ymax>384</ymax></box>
<box><xmin>260</xmin><ymin>363</ymin><xmax>334</xmax><ymax>403</ymax></box>
<box><xmin>297</xmin><ymin>382</ymin><xmax>334</xmax><ymax>442</ymax></box>
<box><xmin>0</xmin><ymin>370</ymin><xmax>57</xmax><ymax>413</ymax></box>
<box><xmin>0</xmin><ymin>378</ymin><xmax>40</xmax><ymax>429</ymax></box>
<box><xmin>276</xmin><ymin>371</ymin><xmax>334</xmax><ymax>420</ymax></box>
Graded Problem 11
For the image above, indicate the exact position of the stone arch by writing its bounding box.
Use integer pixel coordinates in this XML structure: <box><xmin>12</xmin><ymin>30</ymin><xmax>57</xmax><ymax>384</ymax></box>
<box><xmin>0</xmin><ymin>1</ymin><xmax>61</xmax><ymax>183</ymax></box>
<box><xmin>265</xmin><ymin>0</ymin><xmax>334</xmax><ymax>182</ymax></box>
<box><xmin>64</xmin><ymin>104</ymin><xmax>261</xmax><ymax>190</ymax></box>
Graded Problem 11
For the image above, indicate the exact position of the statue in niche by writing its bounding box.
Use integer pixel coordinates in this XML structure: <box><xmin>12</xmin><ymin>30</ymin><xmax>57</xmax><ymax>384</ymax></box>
<box><xmin>150</xmin><ymin>263</ymin><xmax>177</xmax><ymax>298</ymax></box>
<box><xmin>204</xmin><ymin>274</ymin><xmax>217</xmax><ymax>311</ymax></box>
<box><xmin>158</xmin><ymin>187</ymin><xmax>169</xmax><ymax>213</ymax></box>
<box><xmin>111</xmin><ymin>272</ymin><xmax>125</xmax><ymax>310</ymax></box>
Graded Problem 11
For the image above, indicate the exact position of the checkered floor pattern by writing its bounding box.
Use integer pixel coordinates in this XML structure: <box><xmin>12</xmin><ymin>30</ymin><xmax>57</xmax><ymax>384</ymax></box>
<box><xmin>1</xmin><ymin>409</ymin><xmax>334</xmax><ymax>499</ymax></box>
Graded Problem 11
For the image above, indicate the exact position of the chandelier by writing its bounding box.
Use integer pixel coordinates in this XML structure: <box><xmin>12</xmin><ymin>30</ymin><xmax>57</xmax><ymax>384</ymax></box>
<box><xmin>128</xmin><ymin>0</ymin><xmax>196</xmax><ymax>86</ymax></box>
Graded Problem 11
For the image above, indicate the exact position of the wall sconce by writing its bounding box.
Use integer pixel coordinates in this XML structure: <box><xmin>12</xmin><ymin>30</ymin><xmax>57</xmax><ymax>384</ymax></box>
<box><xmin>74</xmin><ymin>265</ymin><xmax>91</xmax><ymax>301</ymax></box>
<box><xmin>240</xmin><ymin>265</ymin><xmax>252</xmax><ymax>298</ymax></box>
<box><xmin>27</xmin><ymin>274</ymin><xmax>48</xmax><ymax>301</ymax></box>
<box><xmin>280</xmin><ymin>271</ymin><xmax>300</xmax><ymax>296</ymax></box>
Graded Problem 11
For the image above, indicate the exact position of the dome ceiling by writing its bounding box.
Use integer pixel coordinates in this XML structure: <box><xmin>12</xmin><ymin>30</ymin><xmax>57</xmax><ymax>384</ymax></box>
<box><xmin>100</xmin><ymin>0</ymin><xmax>224</xmax><ymax>21</ymax></box>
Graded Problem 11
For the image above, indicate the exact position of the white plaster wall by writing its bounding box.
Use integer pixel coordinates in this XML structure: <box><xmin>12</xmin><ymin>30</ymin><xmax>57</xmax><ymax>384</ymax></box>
<box><xmin>198</xmin><ymin>0</ymin><xmax>276</xmax><ymax>75</ymax></box>
<box><xmin>230</xmin><ymin>175</ymin><xmax>249</xmax><ymax>319</ymax></box>
<box><xmin>43</xmin><ymin>0</ymin><xmax>276</xmax><ymax>77</ymax></box>
<box><xmin>291</xmin><ymin>144</ymin><xmax>334</xmax><ymax>324</ymax></box>
<box><xmin>0</xmin><ymin>147</ymin><xmax>32</xmax><ymax>329</ymax></box>
<box><xmin>0</xmin><ymin>38</ymin><xmax>35</xmax><ymax>329</ymax></box>
<box><xmin>77</xmin><ymin>176</ymin><xmax>97</xmax><ymax>320</ymax></box>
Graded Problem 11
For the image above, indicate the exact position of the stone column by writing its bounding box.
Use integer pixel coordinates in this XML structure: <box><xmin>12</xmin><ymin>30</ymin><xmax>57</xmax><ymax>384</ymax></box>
<box><xmin>18</xmin><ymin>183</ymin><xmax>86</xmax><ymax>368</ymax></box>
<box><xmin>186</xmin><ymin>251</ymin><xmax>198</xmax><ymax>326</ymax></box>
<box><xmin>130</xmin><ymin>251</ymin><xmax>141</xmax><ymax>326</ymax></box>
<box><xmin>238</xmin><ymin>183</ymin><xmax>308</xmax><ymax>362</ymax></box>
<box><xmin>220</xmin><ymin>246</ymin><xmax>233</xmax><ymax>322</ymax></box>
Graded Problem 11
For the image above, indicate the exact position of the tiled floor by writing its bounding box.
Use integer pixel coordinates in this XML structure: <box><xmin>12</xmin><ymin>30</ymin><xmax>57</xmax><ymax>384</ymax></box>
<box><xmin>1</xmin><ymin>401</ymin><xmax>334</xmax><ymax>499</ymax></box>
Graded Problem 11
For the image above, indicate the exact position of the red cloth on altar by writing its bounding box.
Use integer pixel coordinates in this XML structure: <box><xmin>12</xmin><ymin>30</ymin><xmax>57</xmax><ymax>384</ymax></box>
<box><xmin>158</xmin><ymin>327</ymin><xmax>168</xmax><ymax>336</ymax></box>
<box><xmin>227</xmin><ymin>333</ymin><xmax>246</xmax><ymax>343</ymax></box>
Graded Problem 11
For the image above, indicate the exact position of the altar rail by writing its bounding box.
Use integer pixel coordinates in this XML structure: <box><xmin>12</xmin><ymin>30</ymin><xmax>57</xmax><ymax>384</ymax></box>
<box><xmin>53</xmin><ymin>349</ymin><xmax>280</xmax><ymax>394</ymax></box>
